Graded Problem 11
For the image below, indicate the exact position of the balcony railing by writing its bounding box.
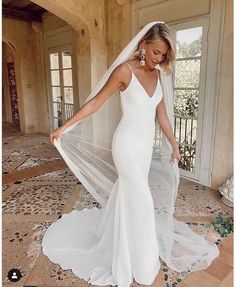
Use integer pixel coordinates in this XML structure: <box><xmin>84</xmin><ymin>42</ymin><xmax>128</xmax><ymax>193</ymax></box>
<box><xmin>53</xmin><ymin>102</ymin><xmax>74</xmax><ymax>128</ymax></box>
<box><xmin>154</xmin><ymin>114</ymin><xmax>197</xmax><ymax>172</ymax></box>
<box><xmin>174</xmin><ymin>114</ymin><xmax>197</xmax><ymax>172</ymax></box>
<box><xmin>65</xmin><ymin>103</ymin><xmax>74</xmax><ymax>120</ymax></box>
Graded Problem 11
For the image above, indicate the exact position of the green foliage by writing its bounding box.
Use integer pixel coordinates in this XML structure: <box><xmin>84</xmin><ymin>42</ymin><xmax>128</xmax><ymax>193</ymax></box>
<box><xmin>214</xmin><ymin>211</ymin><xmax>234</xmax><ymax>237</ymax></box>
<box><xmin>174</xmin><ymin>36</ymin><xmax>202</xmax><ymax>117</ymax></box>
<box><xmin>174</xmin><ymin>90</ymin><xmax>198</xmax><ymax>117</ymax></box>
<box><xmin>176</xmin><ymin>36</ymin><xmax>202</xmax><ymax>58</ymax></box>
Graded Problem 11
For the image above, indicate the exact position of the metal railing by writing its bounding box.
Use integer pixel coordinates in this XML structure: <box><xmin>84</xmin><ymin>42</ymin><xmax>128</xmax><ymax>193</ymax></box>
<box><xmin>54</xmin><ymin>102</ymin><xmax>74</xmax><ymax>125</ymax></box>
<box><xmin>154</xmin><ymin>114</ymin><xmax>197</xmax><ymax>172</ymax></box>
<box><xmin>65</xmin><ymin>103</ymin><xmax>74</xmax><ymax>120</ymax></box>
<box><xmin>174</xmin><ymin>114</ymin><xmax>197</xmax><ymax>172</ymax></box>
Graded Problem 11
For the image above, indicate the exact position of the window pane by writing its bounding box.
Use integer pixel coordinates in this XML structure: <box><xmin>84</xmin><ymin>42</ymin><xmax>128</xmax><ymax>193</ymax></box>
<box><xmin>175</xmin><ymin>59</ymin><xmax>200</xmax><ymax>88</ymax></box>
<box><xmin>174</xmin><ymin>90</ymin><xmax>199</xmax><ymax>117</ymax></box>
<box><xmin>53</xmin><ymin>118</ymin><xmax>59</xmax><ymax>129</ymax></box>
<box><xmin>63</xmin><ymin>69</ymin><xmax>72</xmax><ymax>86</ymax></box>
<box><xmin>64</xmin><ymin>87</ymin><xmax>73</xmax><ymax>104</ymax></box>
<box><xmin>53</xmin><ymin>102</ymin><xmax>62</xmax><ymax>118</ymax></box>
<box><xmin>62</xmin><ymin>51</ymin><xmax>72</xmax><ymax>68</ymax></box>
<box><xmin>176</xmin><ymin>27</ymin><xmax>203</xmax><ymax>58</ymax></box>
<box><xmin>52</xmin><ymin>87</ymin><xmax>61</xmax><ymax>102</ymax></box>
<box><xmin>53</xmin><ymin>118</ymin><xmax>62</xmax><ymax>129</ymax></box>
<box><xmin>51</xmin><ymin>70</ymin><xmax>60</xmax><ymax>86</ymax></box>
<box><xmin>50</xmin><ymin>53</ymin><xmax>59</xmax><ymax>69</ymax></box>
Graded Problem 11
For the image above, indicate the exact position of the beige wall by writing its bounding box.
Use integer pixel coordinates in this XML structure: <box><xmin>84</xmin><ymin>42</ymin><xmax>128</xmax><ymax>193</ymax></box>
<box><xmin>106</xmin><ymin>0</ymin><xmax>131</xmax><ymax>66</ymax></box>
<box><xmin>42</xmin><ymin>11</ymin><xmax>68</xmax><ymax>32</ymax></box>
<box><xmin>211</xmin><ymin>0</ymin><xmax>233</xmax><ymax>188</ymax></box>
<box><xmin>105</xmin><ymin>0</ymin><xmax>132</xmax><ymax>139</ymax></box>
<box><xmin>2</xmin><ymin>18</ymin><xmax>49</xmax><ymax>134</ymax></box>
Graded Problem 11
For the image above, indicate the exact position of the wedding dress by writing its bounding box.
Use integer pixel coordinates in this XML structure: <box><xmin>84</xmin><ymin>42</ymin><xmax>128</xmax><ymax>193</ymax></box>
<box><xmin>42</xmin><ymin>21</ymin><xmax>219</xmax><ymax>287</ymax></box>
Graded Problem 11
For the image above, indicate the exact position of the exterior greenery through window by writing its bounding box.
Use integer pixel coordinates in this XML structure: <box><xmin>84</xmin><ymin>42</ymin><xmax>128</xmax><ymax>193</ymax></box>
<box><xmin>174</xmin><ymin>27</ymin><xmax>202</xmax><ymax>172</ymax></box>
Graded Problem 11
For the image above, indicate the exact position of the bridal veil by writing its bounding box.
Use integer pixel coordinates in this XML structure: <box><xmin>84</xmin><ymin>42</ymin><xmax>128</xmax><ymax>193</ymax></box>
<box><xmin>53</xmin><ymin>21</ymin><xmax>219</xmax><ymax>273</ymax></box>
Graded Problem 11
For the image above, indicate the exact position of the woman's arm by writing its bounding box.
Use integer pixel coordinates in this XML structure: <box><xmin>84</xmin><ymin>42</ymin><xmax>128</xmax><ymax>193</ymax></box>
<box><xmin>60</xmin><ymin>65</ymin><xmax>125</xmax><ymax>131</ymax></box>
<box><xmin>50</xmin><ymin>64</ymin><xmax>127</xmax><ymax>143</ymax></box>
<box><xmin>156</xmin><ymin>98</ymin><xmax>181</xmax><ymax>162</ymax></box>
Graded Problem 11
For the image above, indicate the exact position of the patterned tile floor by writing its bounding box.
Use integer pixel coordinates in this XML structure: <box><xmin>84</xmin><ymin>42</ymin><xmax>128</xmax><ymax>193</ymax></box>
<box><xmin>2</xmin><ymin>129</ymin><xmax>233</xmax><ymax>287</ymax></box>
<box><xmin>3</xmin><ymin>182</ymin><xmax>76</xmax><ymax>216</ymax></box>
<box><xmin>174</xmin><ymin>179</ymin><xmax>232</xmax><ymax>217</ymax></box>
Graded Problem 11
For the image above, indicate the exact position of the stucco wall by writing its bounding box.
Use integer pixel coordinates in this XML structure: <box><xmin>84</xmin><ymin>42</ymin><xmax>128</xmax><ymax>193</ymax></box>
<box><xmin>42</xmin><ymin>11</ymin><xmax>68</xmax><ymax>32</ymax></box>
<box><xmin>2</xmin><ymin>18</ymin><xmax>48</xmax><ymax>134</ymax></box>
<box><xmin>211</xmin><ymin>0</ymin><xmax>233</xmax><ymax>188</ymax></box>
<box><xmin>106</xmin><ymin>0</ymin><xmax>132</xmax><ymax>140</ymax></box>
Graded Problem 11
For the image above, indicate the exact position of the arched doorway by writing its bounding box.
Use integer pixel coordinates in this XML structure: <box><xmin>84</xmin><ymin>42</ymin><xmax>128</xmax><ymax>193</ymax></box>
<box><xmin>2</xmin><ymin>41</ymin><xmax>21</xmax><ymax>132</ymax></box>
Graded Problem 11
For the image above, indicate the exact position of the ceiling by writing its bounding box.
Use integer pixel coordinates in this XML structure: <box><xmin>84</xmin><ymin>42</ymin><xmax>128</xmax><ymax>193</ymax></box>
<box><xmin>2</xmin><ymin>0</ymin><xmax>46</xmax><ymax>22</ymax></box>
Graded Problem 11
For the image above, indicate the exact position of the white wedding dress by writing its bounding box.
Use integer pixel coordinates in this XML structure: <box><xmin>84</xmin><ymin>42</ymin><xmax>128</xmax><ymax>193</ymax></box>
<box><xmin>42</xmin><ymin>63</ymin><xmax>219</xmax><ymax>287</ymax></box>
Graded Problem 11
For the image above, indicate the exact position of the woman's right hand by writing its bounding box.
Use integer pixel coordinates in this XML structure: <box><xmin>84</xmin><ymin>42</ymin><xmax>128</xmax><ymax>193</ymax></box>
<box><xmin>50</xmin><ymin>127</ymin><xmax>64</xmax><ymax>144</ymax></box>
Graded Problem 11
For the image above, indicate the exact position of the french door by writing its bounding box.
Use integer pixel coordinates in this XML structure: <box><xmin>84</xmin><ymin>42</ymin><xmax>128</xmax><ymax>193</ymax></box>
<box><xmin>170</xmin><ymin>18</ymin><xmax>209</xmax><ymax>181</ymax></box>
<box><xmin>48</xmin><ymin>46</ymin><xmax>75</xmax><ymax>130</ymax></box>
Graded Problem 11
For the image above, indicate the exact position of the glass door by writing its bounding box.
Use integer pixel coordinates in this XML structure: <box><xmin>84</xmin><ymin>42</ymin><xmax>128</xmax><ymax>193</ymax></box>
<box><xmin>170</xmin><ymin>18</ymin><xmax>209</xmax><ymax>181</ymax></box>
<box><xmin>48</xmin><ymin>46</ymin><xmax>75</xmax><ymax>130</ymax></box>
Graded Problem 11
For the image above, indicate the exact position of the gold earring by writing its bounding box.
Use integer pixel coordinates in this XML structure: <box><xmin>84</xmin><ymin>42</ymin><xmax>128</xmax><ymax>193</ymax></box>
<box><xmin>139</xmin><ymin>47</ymin><xmax>146</xmax><ymax>67</ymax></box>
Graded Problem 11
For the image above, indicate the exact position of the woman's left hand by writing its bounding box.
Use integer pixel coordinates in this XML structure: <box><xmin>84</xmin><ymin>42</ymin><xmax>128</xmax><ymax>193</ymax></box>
<box><xmin>170</xmin><ymin>145</ymin><xmax>181</xmax><ymax>164</ymax></box>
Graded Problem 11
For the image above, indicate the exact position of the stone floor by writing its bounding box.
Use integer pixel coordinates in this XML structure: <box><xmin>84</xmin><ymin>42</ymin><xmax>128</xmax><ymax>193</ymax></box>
<box><xmin>2</xmin><ymin>125</ymin><xmax>233</xmax><ymax>287</ymax></box>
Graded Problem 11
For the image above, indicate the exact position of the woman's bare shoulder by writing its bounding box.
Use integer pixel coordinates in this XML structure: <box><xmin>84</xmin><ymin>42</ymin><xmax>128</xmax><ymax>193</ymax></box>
<box><xmin>111</xmin><ymin>60</ymin><xmax>135</xmax><ymax>84</ymax></box>
<box><xmin>113</xmin><ymin>61</ymin><xmax>130</xmax><ymax>75</ymax></box>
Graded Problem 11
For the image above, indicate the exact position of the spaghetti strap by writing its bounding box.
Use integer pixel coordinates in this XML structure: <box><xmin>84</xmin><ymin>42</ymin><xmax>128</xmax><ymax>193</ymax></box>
<box><xmin>127</xmin><ymin>63</ymin><xmax>133</xmax><ymax>73</ymax></box>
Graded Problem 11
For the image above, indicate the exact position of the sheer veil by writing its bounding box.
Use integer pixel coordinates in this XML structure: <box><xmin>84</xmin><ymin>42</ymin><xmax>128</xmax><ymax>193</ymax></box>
<box><xmin>53</xmin><ymin>21</ymin><xmax>219</xmax><ymax>273</ymax></box>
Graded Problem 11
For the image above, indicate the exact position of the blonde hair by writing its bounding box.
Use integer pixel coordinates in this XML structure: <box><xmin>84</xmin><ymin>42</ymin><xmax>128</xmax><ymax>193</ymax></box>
<box><xmin>132</xmin><ymin>23</ymin><xmax>176</xmax><ymax>75</ymax></box>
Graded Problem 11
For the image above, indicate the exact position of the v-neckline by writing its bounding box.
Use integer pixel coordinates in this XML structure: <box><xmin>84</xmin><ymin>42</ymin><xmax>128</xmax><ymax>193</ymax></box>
<box><xmin>130</xmin><ymin>66</ymin><xmax>159</xmax><ymax>99</ymax></box>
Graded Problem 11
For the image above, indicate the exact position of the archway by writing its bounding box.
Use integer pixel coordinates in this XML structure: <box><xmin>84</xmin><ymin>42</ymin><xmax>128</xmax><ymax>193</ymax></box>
<box><xmin>31</xmin><ymin>0</ymin><xmax>109</xmax><ymax>142</ymax></box>
<box><xmin>31</xmin><ymin>0</ymin><xmax>108</xmax><ymax>92</ymax></box>
<box><xmin>2</xmin><ymin>40</ymin><xmax>22</xmax><ymax>134</ymax></box>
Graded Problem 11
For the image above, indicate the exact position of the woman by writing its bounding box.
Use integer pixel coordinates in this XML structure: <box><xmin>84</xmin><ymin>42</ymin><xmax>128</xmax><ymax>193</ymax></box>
<box><xmin>50</xmin><ymin>27</ymin><xmax>180</xmax><ymax>163</ymax></box>
<box><xmin>42</xmin><ymin>21</ymin><xmax>219</xmax><ymax>287</ymax></box>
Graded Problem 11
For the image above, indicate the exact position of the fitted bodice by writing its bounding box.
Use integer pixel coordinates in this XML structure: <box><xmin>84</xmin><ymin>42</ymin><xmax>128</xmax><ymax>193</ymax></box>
<box><xmin>118</xmin><ymin>65</ymin><xmax>163</xmax><ymax>132</ymax></box>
